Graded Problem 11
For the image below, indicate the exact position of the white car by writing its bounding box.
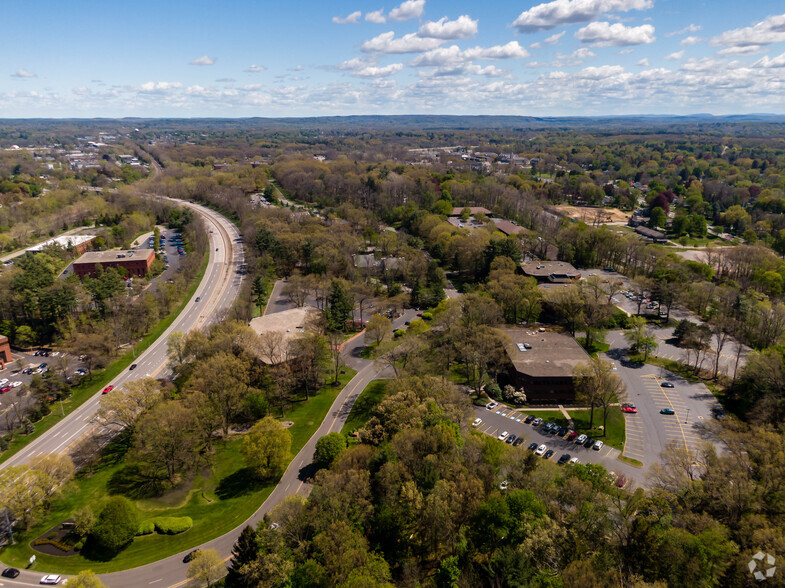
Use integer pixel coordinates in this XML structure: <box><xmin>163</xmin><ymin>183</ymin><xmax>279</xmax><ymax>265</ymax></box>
<box><xmin>499</xmin><ymin>480</ymin><xmax>509</xmax><ymax>491</ymax></box>
<box><xmin>498</xmin><ymin>431</ymin><xmax>509</xmax><ymax>441</ymax></box>
<box><xmin>472</xmin><ymin>417</ymin><xmax>483</xmax><ymax>428</ymax></box>
<box><xmin>486</xmin><ymin>402</ymin><xmax>498</xmax><ymax>411</ymax></box>
<box><xmin>0</xmin><ymin>379</ymin><xmax>7</xmax><ymax>385</ymax></box>
<box><xmin>593</xmin><ymin>440</ymin><xmax>604</xmax><ymax>451</ymax></box>
<box><xmin>569</xmin><ymin>457</ymin><xmax>580</xmax><ymax>464</ymax></box>
<box><xmin>534</xmin><ymin>444</ymin><xmax>547</xmax><ymax>456</ymax></box>
<box><xmin>575</xmin><ymin>434</ymin><xmax>588</xmax><ymax>445</ymax></box>
<box><xmin>40</xmin><ymin>575</ymin><xmax>62</xmax><ymax>585</ymax></box>
<box><xmin>11</xmin><ymin>381</ymin><xmax>21</xmax><ymax>387</ymax></box>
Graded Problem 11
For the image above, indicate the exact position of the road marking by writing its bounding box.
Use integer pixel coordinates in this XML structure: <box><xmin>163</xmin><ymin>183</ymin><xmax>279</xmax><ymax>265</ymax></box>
<box><xmin>149</xmin><ymin>579</ymin><xmax>163</xmax><ymax>584</ymax></box>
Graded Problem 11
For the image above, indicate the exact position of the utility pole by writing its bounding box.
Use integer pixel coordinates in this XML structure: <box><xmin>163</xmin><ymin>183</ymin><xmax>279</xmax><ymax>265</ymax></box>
<box><xmin>2</xmin><ymin>508</ymin><xmax>14</xmax><ymax>545</ymax></box>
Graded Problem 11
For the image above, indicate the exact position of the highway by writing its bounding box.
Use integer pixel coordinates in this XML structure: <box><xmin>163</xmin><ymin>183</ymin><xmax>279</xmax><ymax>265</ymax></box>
<box><xmin>0</xmin><ymin>200</ymin><xmax>244</xmax><ymax>472</ymax></box>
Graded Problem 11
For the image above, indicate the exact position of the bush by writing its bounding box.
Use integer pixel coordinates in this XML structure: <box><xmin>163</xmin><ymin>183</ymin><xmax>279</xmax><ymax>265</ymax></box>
<box><xmin>137</xmin><ymin>520</ymin><xmax>155</xmax><ymax>536</ymax></box>
<box><xmin>32</xmin><ymin>538</ymin><xmax>71</xmax><ymax>552</ymax></box>
<box><xmin>394</xmin><ymin>329</ymin><xmax>405</xmax><ymax>338</ymax></box>
<box><xmin>485</xmin><ymin>382</ymin><xmax>502</xmax><ymax>401</ymax></box>
<box><xmin>421</xmin><ymin>311</ymin><xmax>433</xmax><ymax>321</ymax></box>
<box><xmin>47</xmin><ymin>532</ymin><xmax>58</xmax><ymax>540</ymax></box>
<box><xmin>90</xmin><ymin>496</ymin><xmax>139</xmax><ymax>553</ymax></box>
<box><xmin>73</xmin><ymin>539</ymin><xmax>85</xmax><ymax>551</ymax></box>
<box><xmin>153</xmin><ymin>516</ymin><xmax>193</xmax><ymax>535</ymax></box>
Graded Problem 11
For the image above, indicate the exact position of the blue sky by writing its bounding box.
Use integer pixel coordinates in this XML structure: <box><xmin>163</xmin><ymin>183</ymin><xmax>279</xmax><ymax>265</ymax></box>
<box><xmin>3</xmin><ymin>0</ymin><xmax>785</xmax><ymax>117</ymax></box>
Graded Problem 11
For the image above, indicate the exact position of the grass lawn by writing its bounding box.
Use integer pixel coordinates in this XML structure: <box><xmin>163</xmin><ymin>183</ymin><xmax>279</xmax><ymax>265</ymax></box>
<box><xmin>341</xmin><ymin>380</ymin><xmax>388</xmax><ymax>435</ymax></box>
<box><xmin>520</xmin><ymin>406</ymin><xmax>625</xmax><ymax>450</ymax></box>
<box><xmin>576</xmin><ymin>336</ymin><xmax>611</xmax><ymax>356</ymax></box>
<box><xmin>0</xmin><ymin>369</ymin><xmax>357</xmax><ymax>574</ymax></box>
<box><xmin>0</xmin><ymin>251</ymin><xmax>209</xmax><ymax>465</ymax></box>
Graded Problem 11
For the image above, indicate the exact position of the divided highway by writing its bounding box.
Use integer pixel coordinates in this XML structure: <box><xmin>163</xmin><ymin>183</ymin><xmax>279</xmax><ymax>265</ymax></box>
<box><xmin>0</xmin><ymin>200</ymin><xmax>244</xmax><ymax>472</ymax></box>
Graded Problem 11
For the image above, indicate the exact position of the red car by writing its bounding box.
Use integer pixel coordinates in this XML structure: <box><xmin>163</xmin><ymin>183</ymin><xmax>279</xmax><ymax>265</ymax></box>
<box><xmin>0</xmin><ymin>386</ymin><xmax>10</xmax><ymax>394</ymax></box>
<box><xmin>102</xmin><ymin>385</ymin><xmax>114</xmax><ymax>394</ymax></box>
<box><xmin>566</xmin><ymin>431</ymin><xmax>578</xmax><ymax>442</ymax></box>
<box><xmin>622</xmin><ymin>404</ymin><xmax>638</xmax><ymax>413</ymax></box>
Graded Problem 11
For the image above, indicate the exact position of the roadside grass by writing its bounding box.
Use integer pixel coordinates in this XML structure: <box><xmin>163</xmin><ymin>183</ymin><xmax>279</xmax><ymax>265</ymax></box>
<box><xmin>1</xmin><ymin>369</ymin><xmax>357</xmax><ymax>574</ymax></box>
<box><xmin>618</xmin><ymin>455</ymin><xmax>644</xmax><ymax>468</ymax></box>
<box><xmin>576</xmin><ymin>337</ymin><xmax>611</xmax><ymax>356</ymax></box>
<box><xmin>341</xmin><ymin>380</ymin><xmax>388</xmax><ymax>436</ymax></box>
<box><xmin>518</xmin><ymin>406</ymin><xmax>625</xmax><ymax>450</ymax></box>
<box><xmin>0</xmin><ymin>251</ymin><xmax>209</xmax><ymax>465</ymax></box>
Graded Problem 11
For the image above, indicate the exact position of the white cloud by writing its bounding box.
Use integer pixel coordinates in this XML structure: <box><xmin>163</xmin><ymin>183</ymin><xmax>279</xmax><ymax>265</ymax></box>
<box><xmin>575</xmin><ymin>22</ymin><xmax>655</xmax><ymax>47</ymax></box>
<box><xmin>513</xmin><ymin>0</ymin><xmax>653</xmax><ymax>32</ymax></box>
<box><xmin>465</xmin><ymin>41</ymin><xmax>530</xmax><ymax>60</ymax></box>
<box><xmin>572</xmin><ymin>48</ymin><xmax>596</xmax><ymax>59</ymax></box>
<box><xmin>666</xmin><ymin>24</ymin><xmax>701</xmax><ymax>37</ymax></box>
<box><xmin>410</xmin><ymin>42</ymin><xmax>530</xmax><ymax>67</ymax></box>
<box><xmin>712</xmin><ymin>13</ymin><xmax>785</xmax><ymax>48</ymax></box>
<box><xmin>680</xmin><ymin>36</ymin><xmax>702</xmax><ymax>46</ymax></box>
<box><xmin>216</xmin><ymin>78</ymin><xmax>236</xmax><ymax>83</ymax></box>
<box><xmin>245</xmin><ymin>65</ymin><xmax>266</xmax><ymax>73</ymax></box>
<box><xmin>754</xmin><ymin>52</ymin><xmax>785</xmax><ymax>68</ymax></box>
<box><xmin>339</xmin><ymin>59</ymin><xmax>404</xmax><ymax>77</ymax></box>
<box><xmin>544</xmin><ymin>31</ymin><xmax>566</xmax><ymax>45</ymax></box>
<box><xmin>365</xmin><ymin>9</ymin><xmax>386</xmax><ymax>23</ymax></box>
<box><xmin>665</xmin><ymin>50</ymin><xmax>684</xmax><ymax>60</ymax></box>
<box><xmin>138</xmin><ymin>81</ymin><xmax>183</xmax><ymax>92</ymax></box>
<box><xmin>419</xmin><ymin>15</ymin><xmax>477</xmax><ymax>40</ymax></box>
<box><xmin>637</xmin><ymin>58</ymin><xmax>650</xmax><ymax>66</ymax></box>
<box><xmin>717</xmin><ymin>45</ymin><xmax>763</xmax><ymax>56</ymax></box>
<box><xmin>617</xmin><ymin>48</ymin><xmax>634</xmax><ymax>54</ymax></box>
<box><xmin>389</xmin><ymin>0</ymin><xmax>425</xmax><ymax>21</ymax></box>
<box><xmin>361</xmin><ymin>31</ymin><xmax>443</xmax><ymax>53</ymax></box>
<box><xmin>332</xmin><ymin>11</ymin><xmax>362</xmax><ymax>24</ymax></box>
<box><xmin>11</xmin><ymin>69</ymin><xmax>37</xmax><ymax>78</ymax></box>
<box><xmin>189</xmin><ymin>55</ymin><xmax>215</xmax><ymax>66</ymax></box>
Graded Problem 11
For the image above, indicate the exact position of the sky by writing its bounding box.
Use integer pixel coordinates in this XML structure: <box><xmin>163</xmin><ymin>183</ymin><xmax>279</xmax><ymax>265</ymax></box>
<box><xmin>3</xmin><ymin>0</ymin><xmax>785</xmax><ymax>118</ymax></box>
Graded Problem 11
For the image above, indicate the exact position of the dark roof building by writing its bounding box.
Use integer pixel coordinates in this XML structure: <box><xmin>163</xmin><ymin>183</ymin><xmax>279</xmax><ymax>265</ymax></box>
<box><xmin>499</xmin><ymin>327</ymin><xmax>590</xmax><ymax>403</ymax></box>
<box><xmin>521</xmin><ymin>260</ymin><xmax>581</xmax><ymax>283</ymax></box>
<box><xmin>492</xmin><ymin>219</ymin><xmax>528</xmax><ymax>236</ymax></box>
<box><xmin>72</xmin><ymin>249</ymin><xmax>155</xmax><ymax>279</ymax></box>
<box><xmin>634</xmin><ymin>226</ymin><xmax>667</xmax><ymax>243</ymax></box>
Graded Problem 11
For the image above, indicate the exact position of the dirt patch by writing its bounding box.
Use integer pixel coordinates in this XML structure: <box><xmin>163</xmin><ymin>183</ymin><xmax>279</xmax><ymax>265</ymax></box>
<box><xmin>552</xmin><ymin>205</ymin><xmax>630</xmax><ymax>223</ymax></box>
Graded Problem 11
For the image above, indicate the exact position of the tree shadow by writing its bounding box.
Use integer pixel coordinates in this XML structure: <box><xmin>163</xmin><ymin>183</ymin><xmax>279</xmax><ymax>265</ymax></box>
<box><xmin>79</xmin><ymin>537</ymin><xmax>129</xmax><ymax>562</ymax></box>
<box><xmin>215</xmin><ymin>467</ymin><xmax>263</xmax><ymax>500</ymax></box>
<box><xmin>107</xmin><ymin>464</ymin><xmax>165</xmax><ymax>499</ymax></box>
<box><xmin>298</xmin><ymin>462</ymin><xmax>317</xmax><ymax>483</ymax></box>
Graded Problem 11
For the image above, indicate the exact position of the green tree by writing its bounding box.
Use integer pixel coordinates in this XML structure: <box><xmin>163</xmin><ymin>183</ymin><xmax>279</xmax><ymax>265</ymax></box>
<box><xmin>14</xmin><ymin>324</ymin><xmax>35</xmax><ymax>349</ymax></box>
<box><xmin>365</xmin><ymin>313</ymin><xmax>393</xmax><ymax>347</ymax></box>
<box><xmin>226</xmin><ymin>525</ymin><xmax>259</xmax><ymax>588</ymax></box>
<box><xmin>436</xmin><ymin>555</ymin><xmax>461</xmax><ymax>588</ymax></box>
<box><xmin>242</xmin><ymin>417</ymin><xmax>292</xmax><ymax>480</ymax></box>
<box><xmin>325</xmin><ymin>279</ymin><xmax>354</xmax><ymax>332</ymax></box>
<box><xmin>63</xmin><ymin>570</ymin><xmax>108</xmax><ymax>588</ymax></box>
<box><xmin>188</xmin><ymin>549</ymin><xmax>225</xmax><ymax>587</ymax></box>
<box><xmin>313</xmin><ymin>432</ymin><xmax>347</xmax><ymax>470</ymax></box>
<box><xmin>649</xmin><ymin>206</ymin><xmax>666</xmax><ymax>229</ymax></box>
<box><xmin>90</xmin><ymin>496</ymin><xmax>139</xmax><ymax>554</ymax></box>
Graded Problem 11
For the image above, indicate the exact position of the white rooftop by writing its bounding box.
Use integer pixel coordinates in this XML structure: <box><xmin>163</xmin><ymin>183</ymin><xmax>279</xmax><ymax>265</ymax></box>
<box><xmin>27</xmin><ymin>235</ymin><xmax>96</xmax><ymax>252</ymax></box>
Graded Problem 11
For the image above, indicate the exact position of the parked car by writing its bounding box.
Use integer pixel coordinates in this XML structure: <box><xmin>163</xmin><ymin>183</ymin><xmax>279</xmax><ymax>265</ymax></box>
<box><xmin>528</xmin><ymin>442</ymin><xmax>538</xmax><ymax>452</ymax></box>
<box><xmin>486</xmin><ymin>402</ymin><xmax>498</xmax><ymax>411</ymax></box>
<box><xmin>543</xmin><ymin>449</ymin><xmax>555</xmax><ymax>460</ymax></box>
<box><xmin>505</xmin><ymin>434</ymin><xmax>516</xmax><ymax>444</ymax></box>
<box><xmin>498</xmin><ymin>431</ymin><xmax>509</xmax><ymax>441</ymax></box>
<box><xmin>622</xmin><ymin>404</ymin><xmax>638</xmax><ymax>413</ymax></box>
<box><xmin>1</xmin><ymin>568</ymin><xmax>20</xmax><ymax>578</ymax></box>
<box><xmin>0</xmin><ymin>386</ymin><xmax>11</xmax><ymax>393</ymax></box>
<box><xmin>569</xmin><ymin>457</ymin><xmax>580</xmax><ymax>464</ymax></box>
<box><xmin>472</xmin><ymin>417</ymin><xmax>482</xmax><ymax>427</ymax></box>
<box><xmin>593</xmin><ymin>440</ymin><xmax>604</xmax><ymax>451</ymax></box>
<box><xmin>575</xmin><ymin>434</ymin><xmax>588</xmax><ymax>445</ymax></box>
<box><xmin>558</xmin><ymin>453</ymin><xmax>571</xmax><ymax>465</ymax></box>
<box><xmin>534</xmin><ymin>444</ymin><xmax>547</xmax><ymax>456</ymax></box>
<box><xmin>40</xmin><ymin>576</ymin><xmax>62</xmax><ymax>585</ymax></box>
<box><xmin>183</xmin><ymin>549</ymin><xmax>201</xmax><ymax>563</ymax></box>
<box><xmin>542</xmin><ymin>422</ymin><xmax>553</xmax><ymax>432</ymax></box>
<box><xmin>661</xmin><ymin>382</ymin><xmax>675</xmax><ymax>388</ymax></box>
<box><xmin>660</xmin><ymin>408</ymin><xmax>675</xmax><ymax>415</ymax></box>
<box><xmin>566</xmin><ymin>431</ymin><xmax>578</xmax><ymax>442</ymax></box>
<box><xmin>584</xmin><ymin>437</ymin><xmax>596</xmax><ymax>448</ymax></box>
<box><xmin>615</xmin><ymin>474</ymin><xmax>627</xmax><ymax>488</ymax></box>
<box><xmin>524</xmin><ymin>414</ymin><xmax>535</xmax><ymax>424</ymax></box>
<box><xmin>557</xmin><ymin>427</ymin><xmax>569</xmax><ymax>437</ymax></box>
<box><xmin>102</xmin><ymin>385</ymin><xmax>114</xmax><ymax>394</ymax></box>
<box><xmin>513</xmin><ymin>438</ymin><xmax>524</xmax><ymax>447</ymax></box>
<box><xmin>531</xmin><ymin>417</ymin><xmax>543</xmax><ymax>426</ymax></box>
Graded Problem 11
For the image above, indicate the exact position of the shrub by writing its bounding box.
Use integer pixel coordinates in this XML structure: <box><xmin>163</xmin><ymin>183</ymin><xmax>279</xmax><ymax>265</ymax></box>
<box><xmin>137</xmin><ymin>520</ymin><xmax>156</xmax><ymax>536</ymax></box>
<box><xmin>90</xmin><ymin>496</ymin><xmax>139</xmax><ymax>554</ymax></box>
<box><xmin>394</xmin><ymin>329</ymin><xmax>405</xmax><ymax>338</ymax></box>
<box><xmin>32</xmin><ymin>538</ymin><xmax>71</xmax><ymax>552</ymax></box>
<box><xmin>47</xmin><ymin>532</ymin><xmax>58</xmax><ymax>540</ymax></box>
<box><xmin>485</xmin><ymin>382</ymin><xmax>502</xmax><ymax>401</ymax></box>
<box><xmin>73</xmin><ymin>539</ymin><xmax>85</xmax><ymax>551</ymax></box>
<box><xmin>153</xmin><ymin>516</ymin><xmax>193</xmax><ymax>535</ymax></box>
<box><xmin>421</xmin><ymin>311</ymin><xmax>433</xmax><ymax>321</ymax></box>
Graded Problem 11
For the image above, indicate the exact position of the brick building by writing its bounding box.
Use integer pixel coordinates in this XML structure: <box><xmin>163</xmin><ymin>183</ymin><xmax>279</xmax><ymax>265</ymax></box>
<box><xmin>72</xmin><ymin>249</ymin><xmax>155</xmax><ymax>279</ymax></box>
<box><xmin>0</xmin><ymin>335</ymin><xmax>11</xmax><ymax>369</ymax></box>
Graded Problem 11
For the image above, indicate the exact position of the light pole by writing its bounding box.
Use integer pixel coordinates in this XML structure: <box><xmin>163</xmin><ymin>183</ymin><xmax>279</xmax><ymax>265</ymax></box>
<box><xmin>684</xmin><ymin>407</ymin><xmax>690</xmax><ymax>425</ymax></box>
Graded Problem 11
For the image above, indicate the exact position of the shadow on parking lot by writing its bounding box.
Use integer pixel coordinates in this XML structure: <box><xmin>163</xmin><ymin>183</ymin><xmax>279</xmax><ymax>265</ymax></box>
<box><xmin>606</xmin><ymin>347</ymin><xmax>645</xmax><ymax>369</ymax></box>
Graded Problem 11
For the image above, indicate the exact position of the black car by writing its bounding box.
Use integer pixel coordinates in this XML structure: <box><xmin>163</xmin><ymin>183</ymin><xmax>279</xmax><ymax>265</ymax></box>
<box><xmin>524</xmin><ymin>414</ymin><xmax>535</xmax><ymax>424</ymax></box>
<box><xmin>557</xmin><ymin>453</ymin><xmax>571</xmax><ymax>465</ymax></box>
<box><xmin>550</xmin><ymin>426</ymin><xmax>561</xmax><ymax>435</ymax></box>
<box><xmin>129</xmin><ymin>363</ymin><xmax>137</xmax><ymax>371</ymax></box>
<box><xmin>584</xmin><ymin>437</ymin><xmax>595</xmax><ymax>448</ymax></box>
<box><xmin>557</xmin><ymin>427</ymin><xmax>569</xmax><ymax>437</ymax></box>
<box><xmin>543</xmin><ymin>449</ymin><xmax>555</xmax><ymax>460</ymax></box>
<box><xmin>513</xmin><ymin>438</ymin><xmax>524</xmax><ymax>447</ymax></box>
<box><xmin>183</xmin><ymin>549</ymin><xmax>200</xmax><ymax>563</ymax></box>
<box><xmin>542</xmin><ymin>422</ymin><xmax>553</xmax><ymax>432</ymax></box>
<box><xmin>661</xmin><ymin>382</ymin><xmax>675</xmax><ymax>388</ymax></box>
<box><xmin>1</xmin><ymin>568</ymin><xmax>20</xmax><ymax>578</ymax></box>
<box><xmin>528</xmin><ymin>442</ymin><xmax>538</xmax><ymax>452</ymax></box>
<box><xmin>505</xmin><ymin>434</ymin><xmax>516</xmax><ymax>444</ymax></box>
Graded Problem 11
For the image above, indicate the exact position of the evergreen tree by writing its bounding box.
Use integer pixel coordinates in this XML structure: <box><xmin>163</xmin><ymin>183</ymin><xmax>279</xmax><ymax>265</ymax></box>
<box><xmin>225</xmin><ymin>525</ymin><xmax>260</xmax><ymax>587</ymax></box>
<box><xmin>325</xmin><ymin>280</ymin><xmax>354</xmax><ymax>332</ymax></box>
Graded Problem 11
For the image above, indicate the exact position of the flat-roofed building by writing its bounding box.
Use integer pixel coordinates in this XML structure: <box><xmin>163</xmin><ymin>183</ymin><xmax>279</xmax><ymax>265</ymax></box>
<box><xmin>72</xmin><ymin>249</ymin><xmax>155</xmax><ymax>279</ymax></box>
<box><xmin>27</xmin><ymin>235</ymin><xmax>96</xmax><ymax>255</ymax></box>
<box><xmin>499</xmin><ymin>327</ymin><xmax>590</xmax><ymax>403</ymax></box>
<box><xmin>450</xmin><ymin>206</ymin><xmax>491</xmax><ymax>216</ymax></box>
<box><xmin>521</xmin><ymin>260</ymin><xmax>581</xmax><ymax>283</ymax></box>
<box><xmin>635</xmin><ymin>226</ymin><xmax>667</xmax><ymax>243</ymax></box>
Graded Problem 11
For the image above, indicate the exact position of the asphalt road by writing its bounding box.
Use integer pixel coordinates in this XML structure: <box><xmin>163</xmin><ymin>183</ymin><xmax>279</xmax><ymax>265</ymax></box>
<box><xmin>0</xmin><ymin>201</ymin><xmax>244</xmax><ymax>473</ymax></box>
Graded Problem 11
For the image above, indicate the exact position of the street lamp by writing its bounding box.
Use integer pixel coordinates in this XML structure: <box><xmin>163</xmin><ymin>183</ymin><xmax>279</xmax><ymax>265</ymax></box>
<box><xmin>684</xmin><ymin>408</ymin><xmax>690</xmax><ymax>425</ymax></box>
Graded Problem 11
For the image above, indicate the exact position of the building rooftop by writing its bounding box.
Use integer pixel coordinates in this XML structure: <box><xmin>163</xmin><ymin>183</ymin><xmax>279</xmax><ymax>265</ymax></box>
<box><xmin>74</xmin><ymin>249</ymin><xmax>154</xmax><ymax>264</ymax></box>
<box><xmin>635</xmin><ymin>226</ymin><xmax>666</xmax><ymax>240</ymax></box>
<box><xmin>521</xmin><ymin>260</ymin><xmax>580</xmax><ymax>279</ymax></box>
<box><xmin>450</xmin><ymin>206</ymin><xmax>491</xmax><ymax>216</ymax></box>
<box><xmin>500</xmin><ymin>327</ymin><xmax>590</xmax><ymax>379</ymax></box>
<box><xmin>492</xmin><ymin>219</ymin><xmax>528</xmax><ymax>236</ymax></box>
<box><xmin>27</xmin><ymin>235</ymin><xmax>95</xmax><ymax>252</ymax></box>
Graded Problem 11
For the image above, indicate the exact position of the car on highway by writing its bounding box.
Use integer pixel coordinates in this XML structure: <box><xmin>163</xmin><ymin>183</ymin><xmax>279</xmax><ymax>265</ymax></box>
<box><xmin>593</xmin><ymin>440</ymin><xmax>604</xmax><ymax>451</ymax></box>
<box><xmin>528</xmin><ymin>442</ymin><xmax>538</xmax><ymax>452</ymax></box>
<box><xmin>543</xmin><ymin>449</ymin><xmax>555</xmax><ymax>460</ymax></box>
<box><xmin>505</xmin><ymin>434</ymin><xmax>516</xmax><ymax>444</ymax></box>
<box><xmin>660</xmin><ymin>408</ymin><xmax>675</xmax><ymax>415</ymax></box>
<box><xmin>102</xmin><ymin>385</ymin><xmax>114</xmax><ymax>394</ymax></box>
<box><xmin>622</xmin><ymin>403</ymin><xmax>638</xmax><ymax>413</ymax></box>
<box><xmin>534</xmin><ymin>444</ymin><xmax>547</xmax><ymax>456</ymax></box>
<box><xmin>486</xmin><ymin>402</ymin><xmax>498</xmax><ymax>411</ymax></box>
<box><xmin>558</xmin><ymin>453</ymin><xmax>571</xmax><ymax>464</ymax></box>
<box><xmin>532</xmin><ymin>417</ymin><xmax>543</xmax><ymax>426</ymax></box>
<box><xmin>472</xmin><ymin>417</ymin><xmax>482</xmax><ymax>427</ymax></box>
<box><xmin>40</xmin><ymin>575</ymin><xmax>62</xmax><ymax>585</ymax></box>
<box><xmin>661</xmin><ymin>382</ymin><xmax>675</xmax><ymax>388</ymax></box>
<box><xmin>183</xmin><ymin>549</ymin><xmax>200</xmax><ymax>563</ymax></box>
<box><xmin>2</xmin><ymin>568</ymin><xmax>20</xmax><ymax>578</ymax></box>
<box><xmin>195</xmin><ymin>296</ymin><xmax>201</xmax><ymax>302</ymax></box>
<box><xmin>129</xmin><ymin>363</ymin><xmax>137</xmax><ymax>371</ymax></box>
<box><xmin>513</xmin><ymin>438</ymin><xmax>524</xmax><ymax>447</ymax></box>
<box><xmin>575</xmin><ymin>434</ymin><xmax>588</xmax><ymax>445</ymax></box>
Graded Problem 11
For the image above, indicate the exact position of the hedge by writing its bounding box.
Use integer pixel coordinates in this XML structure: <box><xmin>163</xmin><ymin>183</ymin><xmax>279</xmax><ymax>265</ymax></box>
<box><xmin>32</xmin><ymin>538</ymin><xmax>72</xmax><ymax>552</ymax></box>
<box><xmin>137</xmin><ymin>520</ymin><xmax>156</xmax><ymax>536</ymax></box>
<box><xmin>152</xmin><ymin>516</ymin><xmax>193</xmax><ymax>535</ymax></box>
